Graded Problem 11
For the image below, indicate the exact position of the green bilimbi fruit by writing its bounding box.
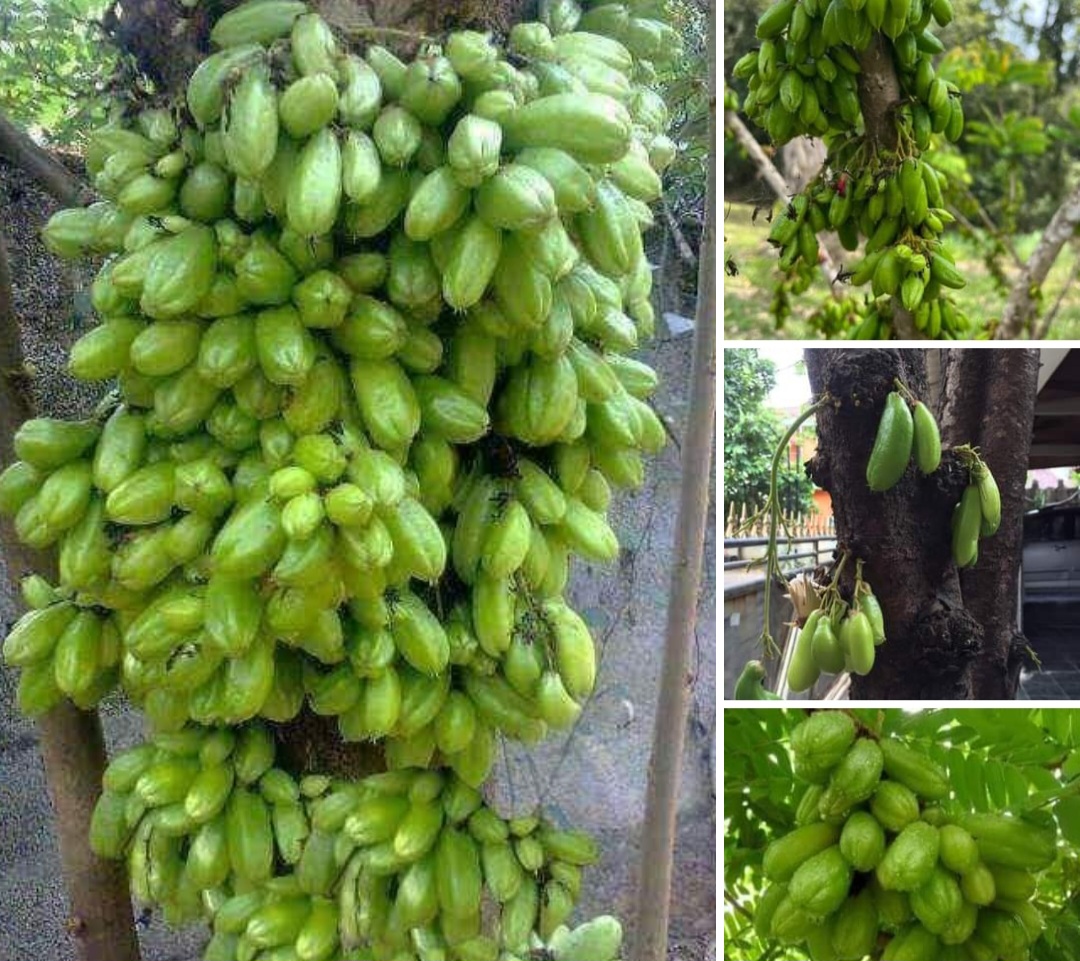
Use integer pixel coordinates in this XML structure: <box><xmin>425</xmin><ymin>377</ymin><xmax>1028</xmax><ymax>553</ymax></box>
<box><xmin>951</xmin><ymin>484</ymin><xmax>982</xmax><ymax>569</ymax></box>
<box><xmin>811</xmin><ymin>617</ymin><xmax>845</xmax><ymax>675</ymax></box>
<box><xmin>867</xmin><ymin>392</ymin><xmax>914</xmax><ymax>492</ymax></box>
<box><xmin>786</xmin><ymin>609</ymin><xmax>822</xmax><ymax>693</ymax></box>
<box><xmin>912</xmin><ymin>401</ymin><xmax>941</xmax><ymax>473</ymax></box>
<box><xmin>8</xmin><ymin>3</ymin><xmax>685</xmax><ymax>948</ymax></box>
<box><xmin>974</xmin><ymin>462</ymin><xmax>1001</xmax><ymax>535</ymax></box>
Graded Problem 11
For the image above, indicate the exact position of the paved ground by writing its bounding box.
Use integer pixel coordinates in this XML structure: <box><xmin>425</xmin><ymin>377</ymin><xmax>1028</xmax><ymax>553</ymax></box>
<box><xmin>1018</xmin><ymin>603</ymin><xmax>1080</xmax><ymax>699</ymax></box>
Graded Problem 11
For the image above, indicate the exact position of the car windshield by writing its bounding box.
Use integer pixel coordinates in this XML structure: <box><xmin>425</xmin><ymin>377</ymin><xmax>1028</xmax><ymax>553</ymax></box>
<box><xmin>1025</xmin><ymin>510</ymin><xmax>1080</xmax><ymax>541</ymax></box>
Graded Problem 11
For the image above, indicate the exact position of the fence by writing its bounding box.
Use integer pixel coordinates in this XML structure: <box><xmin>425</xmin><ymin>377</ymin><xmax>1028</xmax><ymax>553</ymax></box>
<box><xmin>723</xmin><ymin>530</ymin><xmax>837</xmax><ymax>575</ymax></box>
<box><xmin>1026</xmin><ymin>482</ymin><xmax>1079</xmax><ymax>511</ymax></box>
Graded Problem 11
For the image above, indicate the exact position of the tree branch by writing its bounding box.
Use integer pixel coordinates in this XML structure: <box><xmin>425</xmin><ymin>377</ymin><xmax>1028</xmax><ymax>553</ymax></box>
<box><xmin>724</xmin><ymin>109</ymin><xmax>841</xmax><ymax>288</ymax></box>
<box><xmin>857</xmin><ymin>35</ymin><xmax>902</xmax><ymax>150</ymax></box>
<box><xmin>1</xmin><ymin>224</ymin><xmax>140</xmax><ymax>961</ymax></box>
<box><xmin>660</xmin><ymin>198</ymin><xmax>698</xmax><ymax>267</ymax></box>
<box><xmin>724</xmin><ymin>109</ymin><xmax>790</xmax><ymax>200</ymax></box>
<box><xmin>1035</xmin><ymin>241</ymin><xmax>1080</xmax><ymax>339</ymax></box>
<box><xmin>0</xmin><ymin>112</ymin><xmax>88</xmax><ymax>206</ymax></box>
<box><xmin>632</xmin><ymin>41</ymin><xmax>716</xmax><ymax>961</ymax></box>
<box><xmin>996</xmin><ymin>181</ymin><xmax>1080</xmax><ymax>338</ymax></box>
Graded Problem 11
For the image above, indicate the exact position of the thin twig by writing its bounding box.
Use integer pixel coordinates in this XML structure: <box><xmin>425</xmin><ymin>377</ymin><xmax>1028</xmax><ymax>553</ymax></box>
<box><xmin>339</xmin><ymin>24</ymin><xmax>438</xmax><ymax>44</ymax></box>
<box><xmin>1034</xmin><ymin>240</ymin><xmax>1080</xmax><ymax>339</ymax></box>
<box><xmin>661</xmin><ymin>199</ymin><xmax>698</xmax><ymax>266</ymax></box>
<box><xmin>998</xmin><ymin>180</ymin><xmax>1080</xmax><ymax>338</ymax></box>
<box><xmin>724</xmin><ymin>888</ymin><xmax>754</xmax><ymax>922</ymax></box>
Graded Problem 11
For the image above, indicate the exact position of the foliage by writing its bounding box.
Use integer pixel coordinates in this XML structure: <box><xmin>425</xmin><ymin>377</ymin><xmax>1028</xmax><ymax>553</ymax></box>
<box><xmin>0</xmin><ymin>0</ymin><xmax>119</xmax><ymax>145</ymax></box>
<box><xmin>656</xmin><ymin>0</ymin><xmax>710</xmax><ymax>225</ymax></box>
<box><xmin>724</xmin><ymin>708</ymin><xmax>1080</xmax><ymax>960</ymax></box>
<box><xmin>723</xmin><ymin>349</ymin><xmax>815</xmax><ymax>520</ymax></box>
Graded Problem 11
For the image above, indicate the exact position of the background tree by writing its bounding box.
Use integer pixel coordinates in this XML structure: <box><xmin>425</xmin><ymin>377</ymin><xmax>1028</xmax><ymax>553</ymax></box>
<box><xmin>724</xmin><ymin>349</ymin><xmax>816</xmax><ymax>523</ymax></box>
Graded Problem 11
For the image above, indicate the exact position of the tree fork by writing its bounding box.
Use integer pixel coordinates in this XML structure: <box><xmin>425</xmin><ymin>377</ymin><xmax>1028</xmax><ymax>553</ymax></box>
<box><xmin>0</xmin><ymin>227</ymin><xmax>141</xmax><ymax>960</ymax></box>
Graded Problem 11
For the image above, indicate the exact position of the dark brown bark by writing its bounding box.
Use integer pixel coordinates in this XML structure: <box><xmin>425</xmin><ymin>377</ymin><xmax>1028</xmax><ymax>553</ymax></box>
<box><xmin>805</xmin><ymin>349</ymin><xmax>979</xmax><ymax>699</ymax></box>
<box><xmin>1</xmin><ymin>227</ymin><xmax>141</xmax><ymax>959</ymax></box>
<box><xmin>273</xmin><ymin>710</ymin><xmax>385</xmax><ymax>779</ymax></box>
<box><xmin>102</xmin><ymin>0</ymin><xmax>539</xmax><ymax>92</ymax></box>
<box><xmin>942</xmin><ymin>350</ymin><xmax>1041</xmax><ymax>698</ymax></box>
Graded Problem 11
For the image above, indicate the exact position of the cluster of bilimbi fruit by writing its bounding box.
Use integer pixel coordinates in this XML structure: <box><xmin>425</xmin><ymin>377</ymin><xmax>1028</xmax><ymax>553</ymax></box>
<box><xmin>732</xmin><ymin>0</ymin><xmax>975</xmax><ymax>339</ymax></box>
<box><xmin>865</xmin><ymin>388</ymin><xmax>1000</xmax><ymax>566</ymax></box>
<box><xmin>757</xmin><ymin>713</ymin><xmax>1060</xmax><ymax>961</ymax></box>
<box><xmin>785</xmin><ymin>582</ymin><xmax>887</xmax><ymax>693</ymax></box>
<box><xmin>0</xmin><ymin>0</ymin><xmax>681</xmax><ymax>957</ymax></box>
<box><xmin>90</xmin><ymin>722</ymin><xmax>620</xmax><ymax>961</ymax></box>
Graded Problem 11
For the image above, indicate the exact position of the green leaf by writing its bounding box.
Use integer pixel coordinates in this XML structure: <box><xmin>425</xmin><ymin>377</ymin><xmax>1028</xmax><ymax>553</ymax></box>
<box><xmin>1054</xmin><ymin>796</ymin><xmax>1080</xmax><ymax>846</ymax></box>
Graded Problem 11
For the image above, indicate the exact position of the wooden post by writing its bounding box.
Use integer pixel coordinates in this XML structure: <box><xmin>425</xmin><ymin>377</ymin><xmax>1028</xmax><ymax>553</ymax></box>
<box><xmin>631</xmin><ymin>20</ymin><xmax>717</xmax><ymax>961</ymax></box>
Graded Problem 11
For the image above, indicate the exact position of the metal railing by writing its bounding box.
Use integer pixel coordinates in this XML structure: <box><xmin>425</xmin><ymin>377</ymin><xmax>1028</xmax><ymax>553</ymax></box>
<box><xmin>723</xmin><ymin>534</ymin><xmax>837</xmax><ymax>574</ymax></box>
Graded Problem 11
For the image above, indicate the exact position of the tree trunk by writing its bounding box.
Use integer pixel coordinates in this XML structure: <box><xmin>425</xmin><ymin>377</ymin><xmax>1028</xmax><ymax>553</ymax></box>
<box><xmin>103</xmin><ymin>0</ymin><xmax>539</xmax><ymax>91</ymax></box>
<box><xmin>804</xmin><ymin>349</ymin><xmax>1036</xmax><ymax>699</ymax></box>
<box><xmin>1</xmin><ymin>226</ymin><xmax>141</xmax><ymax>960</ymax></box>
<box><xmin>940</xmin><ymin>350</ymin><xmax>1040</xmax><ymax>697</ymax></box>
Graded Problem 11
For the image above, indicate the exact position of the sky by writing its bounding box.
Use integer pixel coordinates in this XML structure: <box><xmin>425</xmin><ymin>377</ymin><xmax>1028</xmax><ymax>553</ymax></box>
<box><xmin>757</xmin><ymin>345</ymin><xmax>811</xmax><ymax>410</ymax></box>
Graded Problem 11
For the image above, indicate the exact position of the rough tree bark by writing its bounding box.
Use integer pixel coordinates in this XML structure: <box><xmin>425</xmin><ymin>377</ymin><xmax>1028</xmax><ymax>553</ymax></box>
<box><xmin>102</xmin><ymin>0</ymin><xmax>538</xmax><ymax>90</ymax></box>
<box><xmin>804</xmin><ymin>349</ymin><xmax>1037</xmax><ymax>699</ymax></box>
<box><xmin>0</xmin><ymin>113</ymin><xmax>88</xmax><ymax>206</ymax></box>
<box><xmin>1</xmin><ymin>224</ymin><xmax>141</xmax><ymax>959</ymax></box>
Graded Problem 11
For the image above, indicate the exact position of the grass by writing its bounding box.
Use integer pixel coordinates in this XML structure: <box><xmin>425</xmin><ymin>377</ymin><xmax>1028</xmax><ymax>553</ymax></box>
<box><xmin>723</xmin><ymin>202</ymin><xmax>1080</xmax><ymax>340</ymax></box>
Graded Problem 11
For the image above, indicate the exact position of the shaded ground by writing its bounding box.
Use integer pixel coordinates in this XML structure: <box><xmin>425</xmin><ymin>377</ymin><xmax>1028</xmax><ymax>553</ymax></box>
<box><xmin>0</xmin><ymin>159</ymin><xmax>716</xmax><ymax>958</ymax></box>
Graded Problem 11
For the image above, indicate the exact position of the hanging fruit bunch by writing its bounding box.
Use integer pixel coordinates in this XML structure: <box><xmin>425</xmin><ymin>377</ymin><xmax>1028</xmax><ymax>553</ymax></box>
<box><xmin>732</xmin><ymin>0</ymin><xmax>975</xmax><ymax>339</ymax></box>
<box><xmin>865</xmin><ymin>380</ymin><xmax>941</xmax><ymax>492</ymax></box>
<box><xmin>0</xmin><ymin>0</ymin><xmax>680</xmax><ymax>956</ymax></box>
<box><xmin>949</xmin><ymin>446</ymin><xmax>1000</xmax><ymax>570</ymax></box>
<box><xmin>757</xmin><ymin>712</ymin><xmax>1061</xmax><ymax>960</ymax></box>
<box><xmin>785</xmin><ymin>557</ymin><xmax>887</xmax><ymax>694</ymax></box>
<box><xmin>863</xmin><ymin>382</ymin><xmax>1000</xmax><ymax>563</ymax></box>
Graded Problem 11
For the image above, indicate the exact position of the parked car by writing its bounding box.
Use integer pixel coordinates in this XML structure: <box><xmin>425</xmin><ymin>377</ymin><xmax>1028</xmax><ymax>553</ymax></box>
<box><xmin>1022</xmin><ymin>505</ymin><xmax>1080</xmax><ymax>607</ymax></box>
